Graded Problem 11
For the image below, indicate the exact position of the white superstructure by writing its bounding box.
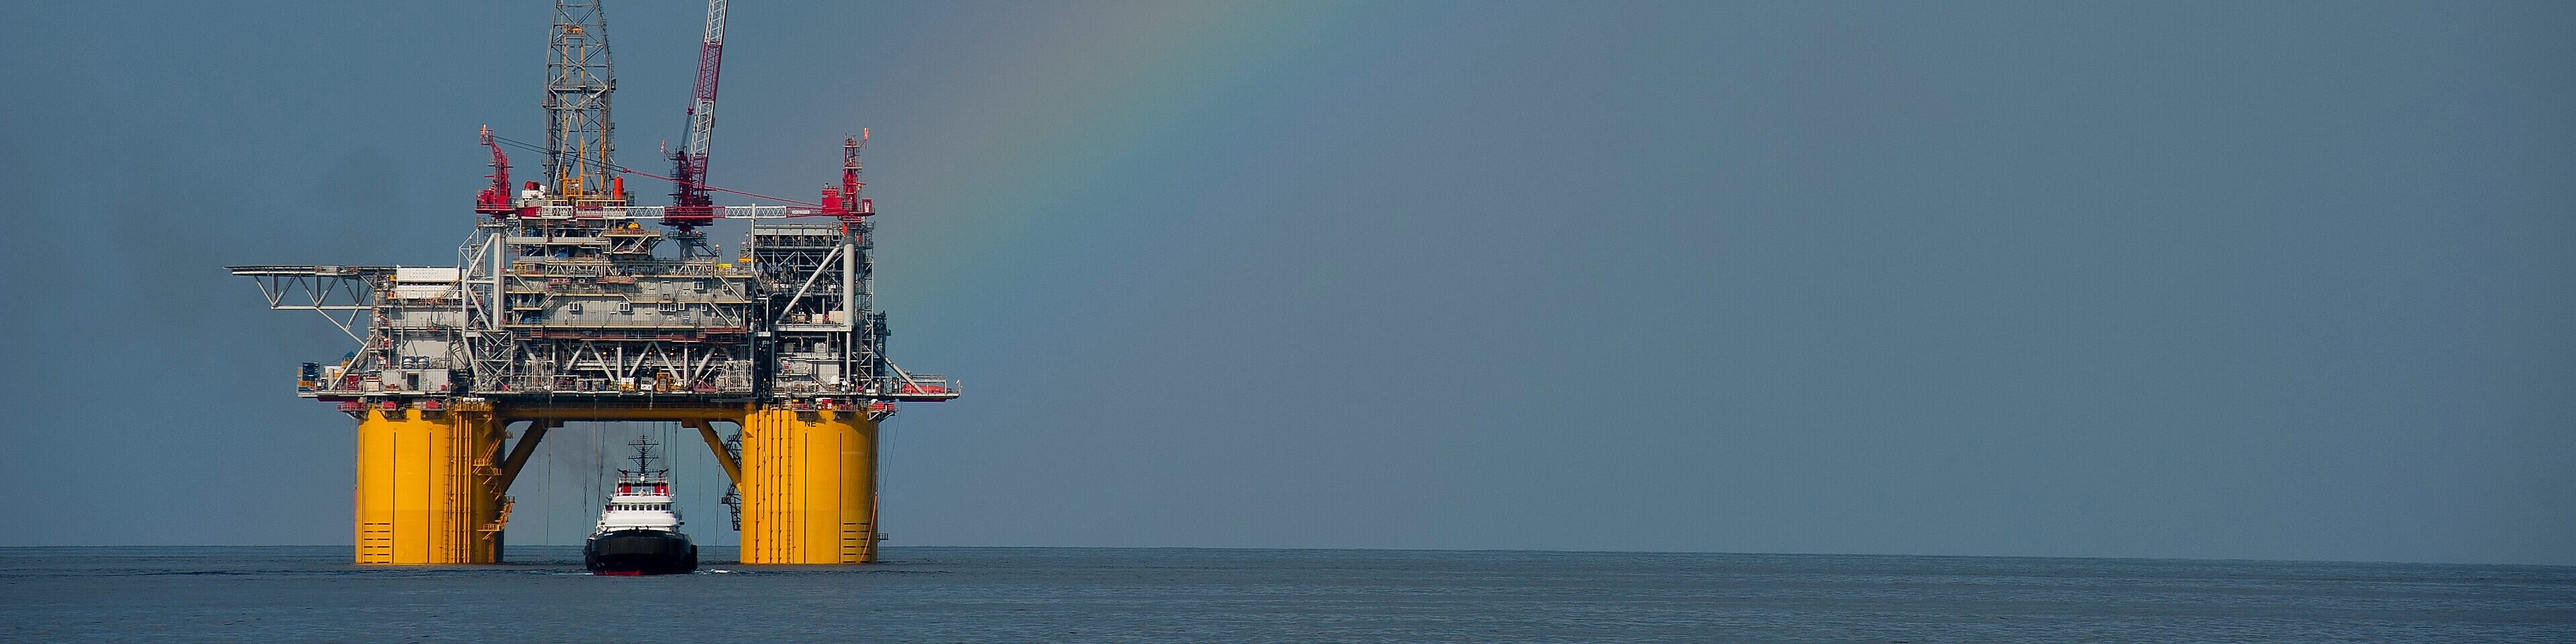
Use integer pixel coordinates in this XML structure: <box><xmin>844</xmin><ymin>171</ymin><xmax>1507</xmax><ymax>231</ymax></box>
<box><xmin>593</xmin><ymin>438</ymin><xmax>684</xmax><ymax>534</ymax></box>
<box><xmin>596</xmin><ymin>482</ymin><xmax>683</xmax><ymax>533</ymax></box>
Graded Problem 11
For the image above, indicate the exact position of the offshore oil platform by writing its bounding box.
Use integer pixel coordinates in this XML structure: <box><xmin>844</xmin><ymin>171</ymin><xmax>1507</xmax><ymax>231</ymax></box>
<box><xmin>228</xmin><ymin>0</ymin><xmax>957</xmax><ymax>565</ymax></box>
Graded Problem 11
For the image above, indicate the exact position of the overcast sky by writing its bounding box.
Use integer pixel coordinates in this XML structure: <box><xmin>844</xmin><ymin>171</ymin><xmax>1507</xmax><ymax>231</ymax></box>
<box><xmin>1</xmin><ymin>1</ymin><xmax>2569</xmax><ymax>566</ymax></box>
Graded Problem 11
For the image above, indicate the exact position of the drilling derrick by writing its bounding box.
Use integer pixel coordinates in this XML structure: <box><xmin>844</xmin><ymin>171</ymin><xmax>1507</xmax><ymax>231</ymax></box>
<box><xmin>228</xmin><ymin>0</ymin><xmax>957</xmax><ymax>566</ymax></box>
<box><xmin>545</xmin><ymin>0</ymin><xmax>619</xmax><ymax>202</ymax></box>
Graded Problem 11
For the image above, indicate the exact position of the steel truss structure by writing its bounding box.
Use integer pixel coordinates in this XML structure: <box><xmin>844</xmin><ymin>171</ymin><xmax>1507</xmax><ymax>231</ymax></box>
<box><xmin>232</xmin><ymin>203</ymin><xmax>956</xmax><ymax>417</ymax></box>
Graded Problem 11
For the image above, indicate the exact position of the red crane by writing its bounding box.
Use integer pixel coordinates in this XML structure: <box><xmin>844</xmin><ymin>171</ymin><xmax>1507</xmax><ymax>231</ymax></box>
<box><xmin>474</xmin><ymin>125</ymin><xmax>517</xmax><ymax>217</ymax></box>
<box><xmin>663</xmin><ymin>0</ymin><xmax>728</xmax><ymax>229</ymax></box>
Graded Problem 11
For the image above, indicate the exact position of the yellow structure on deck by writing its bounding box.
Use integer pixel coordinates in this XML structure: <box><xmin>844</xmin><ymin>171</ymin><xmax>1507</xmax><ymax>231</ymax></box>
<box><xmin>349</xmin><ymin>403</ymin><xmax>883</xmax><ymax>565</ymax></box>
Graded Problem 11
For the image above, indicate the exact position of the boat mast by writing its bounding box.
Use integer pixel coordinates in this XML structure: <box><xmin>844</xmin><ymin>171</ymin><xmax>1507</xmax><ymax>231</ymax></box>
<box><xmin>623</xmin><ymin>436</ymin><xmax>664</xmax><ymax>481</ymax></box>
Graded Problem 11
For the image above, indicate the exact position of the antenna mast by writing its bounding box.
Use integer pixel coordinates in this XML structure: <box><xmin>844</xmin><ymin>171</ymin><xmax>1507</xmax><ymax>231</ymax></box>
<box><xmin>625</xmin><ymin>436</ymin><xmax>663</xmax><ymax>478</ymax></box>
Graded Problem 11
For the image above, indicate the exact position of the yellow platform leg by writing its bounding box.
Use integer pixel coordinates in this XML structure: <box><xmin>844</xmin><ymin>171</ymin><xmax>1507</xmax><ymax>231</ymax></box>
<box><xmin>737</xmin><ymin>407</ymin><xmax>879</xmax><ymax>564</ymax></box>
<box><xmin>352</xmin><ymin>408</ymin><xmax>505</xmax><ymax>564</ymax></box>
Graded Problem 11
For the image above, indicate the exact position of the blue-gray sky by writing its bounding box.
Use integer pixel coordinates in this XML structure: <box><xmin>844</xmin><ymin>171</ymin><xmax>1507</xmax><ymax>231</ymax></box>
<box><xmin>2</xmin><ymin>1</ymin><xmax>2569</xmax><ymax>566</ymax></box>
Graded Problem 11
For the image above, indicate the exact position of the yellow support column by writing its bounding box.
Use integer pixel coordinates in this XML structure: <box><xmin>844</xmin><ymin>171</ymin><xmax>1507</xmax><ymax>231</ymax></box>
<box><xmin>351</xmin><ymin>407</ymin><xmax>506</xmax><ymax>564</ymax></box>
<box><xmin>737</xmin><ymin>407</ymin><xmax>879</xmax><ymax>564</ymax></box>
<box><xmin>354</xmin><ymin>410</ymin><xmax>397</xmax><ymax>564</ymax></box>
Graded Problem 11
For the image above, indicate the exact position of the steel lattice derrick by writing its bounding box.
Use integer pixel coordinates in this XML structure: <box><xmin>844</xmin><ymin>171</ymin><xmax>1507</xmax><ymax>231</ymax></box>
<box><xmin>545</xmin><ymin>0</ymin><xmax>618</xmax><ymax>201</ymax></box>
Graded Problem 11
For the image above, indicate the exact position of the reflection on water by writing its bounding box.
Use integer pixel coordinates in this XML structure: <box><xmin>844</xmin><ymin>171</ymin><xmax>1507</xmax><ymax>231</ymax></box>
<box><xmin>3</xmin><ymin>546</ymin><xmax>2571</xmax><ymax>643</ymax></box>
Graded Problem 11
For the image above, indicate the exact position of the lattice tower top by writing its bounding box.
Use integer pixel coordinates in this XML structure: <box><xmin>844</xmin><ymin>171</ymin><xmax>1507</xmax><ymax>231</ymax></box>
<box><xmin>545</xmin><ymin>0</ymin><xmax>618</xmax><ymax>201</ymax></box>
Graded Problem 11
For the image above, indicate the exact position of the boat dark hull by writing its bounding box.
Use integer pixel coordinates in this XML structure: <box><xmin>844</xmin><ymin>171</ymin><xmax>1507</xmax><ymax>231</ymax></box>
<box><xmin>584</xmin><ymin>529</ymin><xmax>698</xmax><ymax>575</ymax></box>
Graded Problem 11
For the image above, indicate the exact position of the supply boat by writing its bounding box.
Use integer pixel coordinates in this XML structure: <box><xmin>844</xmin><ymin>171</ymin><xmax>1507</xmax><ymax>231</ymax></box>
<box><xmin>584</xmin><ymin>437</ymin><xmax>698</xmax><ymax>575</ymax></box>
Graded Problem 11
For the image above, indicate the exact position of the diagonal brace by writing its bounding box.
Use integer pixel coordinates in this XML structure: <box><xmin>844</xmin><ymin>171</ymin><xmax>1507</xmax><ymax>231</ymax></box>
<box><xmin>687</xmin><ymin>419</ymin><xmax>742</xmax><ymax>489</ymax></box>
<box><xmin>494</xmin><ymin>420</ymin><xmax>558</xmax><ymax>493</ymax></box>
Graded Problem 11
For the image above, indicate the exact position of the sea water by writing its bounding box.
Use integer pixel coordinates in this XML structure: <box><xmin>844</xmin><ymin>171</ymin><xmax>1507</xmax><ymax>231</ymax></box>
<box><xmin>3</xmin><ymin>546</ymin><xmax>2569</xmax><ymax>642</ymax></box>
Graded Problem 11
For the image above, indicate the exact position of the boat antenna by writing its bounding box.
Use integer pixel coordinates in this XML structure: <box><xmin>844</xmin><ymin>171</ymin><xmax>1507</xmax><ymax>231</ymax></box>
<box><xmin>627</xmin><ymin>435</ymin><xmax>663</xmax><ymax>478</ymax></box>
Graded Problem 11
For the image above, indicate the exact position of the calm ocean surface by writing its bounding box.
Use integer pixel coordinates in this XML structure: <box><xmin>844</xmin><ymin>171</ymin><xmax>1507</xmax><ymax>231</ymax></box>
<box><xmin>2</xmin><ymin>546</ymin><xmax>2569</xmax><ymax>643</ymax></box>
